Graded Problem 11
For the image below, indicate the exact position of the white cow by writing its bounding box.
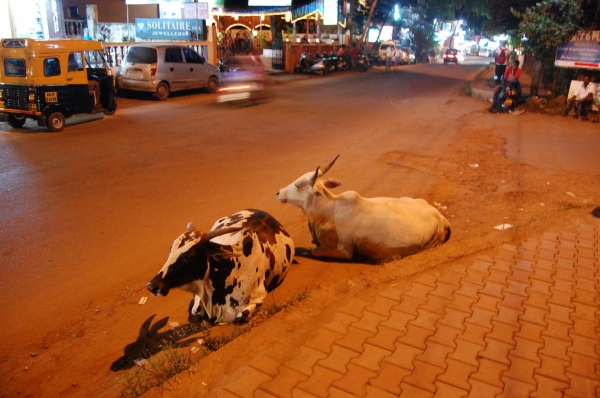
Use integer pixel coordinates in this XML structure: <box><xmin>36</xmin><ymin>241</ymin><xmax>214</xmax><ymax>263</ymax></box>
<box><xmin>276</xmin><ymin>155</ymin><xmax>450</xmax><ymax>261</ymax></box>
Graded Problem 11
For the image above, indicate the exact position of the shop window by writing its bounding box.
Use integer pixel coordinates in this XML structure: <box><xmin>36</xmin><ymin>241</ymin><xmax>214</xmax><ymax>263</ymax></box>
<box><xmin>44</xmin><ymin>58</ymin><xmax>61</xmax><ymax>77</ymax></box>
<box><xmin>68</xmin><ymin>53</ymin><xmax>84</xmax><ymax>72</ymax></box>
<box><xmin>3</xmin><ymin>59</ymin><xmax>26</xmax><ymax>77</ymax></box>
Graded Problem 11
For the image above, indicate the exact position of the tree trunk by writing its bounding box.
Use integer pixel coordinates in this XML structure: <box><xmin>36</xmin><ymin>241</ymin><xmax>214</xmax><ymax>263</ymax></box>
<box><xmin>531</xmin><ymin>56</ymin><xmax>543</xmax><ymax>97</ymax></box>
<box><xmin>551</xmin><ymin>68</ymin><xmax>558</xmax><ymax>96</ymax></box>
<box><xmin>360</xmin><ymin>0</ymin><xmax>379</xmax><ymax>44</ymax></box>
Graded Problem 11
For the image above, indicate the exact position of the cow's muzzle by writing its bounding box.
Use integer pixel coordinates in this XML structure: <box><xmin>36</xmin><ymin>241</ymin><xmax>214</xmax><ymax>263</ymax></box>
<box><xmin>147</xmin><ymin>277</ymin><xmax>169</xmax><ymax>296</ymax></box>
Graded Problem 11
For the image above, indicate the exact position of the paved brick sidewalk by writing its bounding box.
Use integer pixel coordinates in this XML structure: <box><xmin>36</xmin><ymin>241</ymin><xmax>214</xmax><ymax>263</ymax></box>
<box><xmin>215</xmin><ymin>224</ymin><xmax>599</xmax><ymax>398</ymax></box>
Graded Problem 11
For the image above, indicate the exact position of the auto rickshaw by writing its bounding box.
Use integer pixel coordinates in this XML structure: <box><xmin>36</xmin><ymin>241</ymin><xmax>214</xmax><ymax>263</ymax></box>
<box><xmin>0</xmin><ymin>38</ymin><xmax>117</xmax><ymax>132</ymax></box>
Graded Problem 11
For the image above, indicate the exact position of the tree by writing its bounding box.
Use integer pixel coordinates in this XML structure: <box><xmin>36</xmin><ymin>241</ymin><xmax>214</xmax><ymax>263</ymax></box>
<box><xmin>511</xmin><ymin>0</ymin><xmax>581</xmax><ymax>95</ymax></box>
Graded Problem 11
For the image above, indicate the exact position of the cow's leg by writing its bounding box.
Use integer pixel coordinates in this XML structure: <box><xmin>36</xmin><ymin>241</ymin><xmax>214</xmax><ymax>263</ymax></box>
<box><xmin>235</xmin><ymin>287</ymin><xmax>267</xmax><ymax>324</ymax></box>
<box><xmin>307</xmin><ymin>220</ymin><xmax>321</xmax><ymax>245</ymax></box>
<box><xmin>188</xmin><ymin>296</ymin><xmax>208</xmax><ymax>323</ymax></box>
<box><xmin>311</xmin><ymin>245</ymin><xmax>353</xmax><ymax>259</ymax></box>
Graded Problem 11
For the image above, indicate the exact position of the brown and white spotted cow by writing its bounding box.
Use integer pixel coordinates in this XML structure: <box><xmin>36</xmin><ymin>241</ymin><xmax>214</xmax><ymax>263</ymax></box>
<box><xmin>147</xmin><ymin>209</ymin><xmax>294</xmax><ymax>325</ymax></box>
<box><xmin>276</xmin><ymin>156</ymin><xmax>451</xmax><ymax>262</ymax></box>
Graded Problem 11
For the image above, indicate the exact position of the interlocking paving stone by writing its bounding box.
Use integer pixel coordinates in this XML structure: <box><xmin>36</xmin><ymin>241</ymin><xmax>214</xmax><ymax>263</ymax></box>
<box><xmin>210</xmin><ymin>225</ymin><xmax>600</xmax><ymax>398</ymax></box>
<box><xmin>295</xmin><ymin>365</ymin><xmax>343</xmax><ymax>398</ymax></box>
<box><xmin>368</xmin><ymin>362</ymin><xmax>410</xmax><ymax>394</ymax></box>
<box><xmin>316</xmin><ymin>345</ymin><xmax>359</xmax><ymax>374</ymax></box>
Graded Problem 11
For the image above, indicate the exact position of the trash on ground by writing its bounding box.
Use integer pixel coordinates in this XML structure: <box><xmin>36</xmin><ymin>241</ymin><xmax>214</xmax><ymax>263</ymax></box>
<box><xmin>197</xmin><ymin>338</ymin><xmax>204</xmax><ymax>345</ymax></box>
<box><xmin>169</xmin><ymin>321</ymin><xmax>179</xmax><ymax>328</ymax></box>
<box><xmin>190</xmin><ymin>347</ymin><xmax>200</xmax><ymax>354</ymax></box>
<box><xmin>469</xmin><ymin>163</ymin><xmax>479</xmax><ymax>168</ymax></box>
<box><xmin>566</xmin><ymin>192</ymin><xmax>575</xmax><ymax>197</ymax></box>
<box><xmin>134</xmin><ymin>358</ymin><xmax>147</xmax><ymax>366</ymax></box>
<box><xmin>540</xmin><ymin>203</ymin><xmax>545</xmax><ymax>206</ymax></box>
<box><xmin>138</xmin><ymin>297</ymin><xmax>147</xmax><ymax>305</ymax></box>
<box><xmin>494</xmin><ymin>224</ymin><xmax>513</xmax><ymax>230</ymax></box>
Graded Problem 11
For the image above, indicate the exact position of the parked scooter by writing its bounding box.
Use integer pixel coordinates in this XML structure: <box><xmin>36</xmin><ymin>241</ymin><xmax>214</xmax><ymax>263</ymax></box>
<box><xmin>295</xmin><ymin>52</ymin><xmax>327</xmax><ymax>75</ymax></box>
<box><xmin>355</xmin><ymin>53</ymin><xmax>370</xmax><ymax>72</ymax></box>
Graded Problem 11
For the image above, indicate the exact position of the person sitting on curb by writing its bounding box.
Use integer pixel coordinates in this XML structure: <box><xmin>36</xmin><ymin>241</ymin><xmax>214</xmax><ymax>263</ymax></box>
<box><xmin>564</xmin><ymin>75</ymin><xmax>595</xmax><ymax>120</ymax></box>
<box><xmin>489</xmin><ymin>59</ymin><xmax>521</xmax><ymax>113</ymax></box>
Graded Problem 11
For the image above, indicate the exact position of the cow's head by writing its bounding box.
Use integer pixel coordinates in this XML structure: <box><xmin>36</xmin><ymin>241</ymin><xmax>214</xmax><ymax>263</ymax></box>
<box><xmin>276</xmin><ymin>155</ymin><xmax>342</xmax><ymax>207</ymax></box>
<box><xmin>147</xmin><ymin>222</ymin><xmax>242</xmax><ymax>296</ymax></box>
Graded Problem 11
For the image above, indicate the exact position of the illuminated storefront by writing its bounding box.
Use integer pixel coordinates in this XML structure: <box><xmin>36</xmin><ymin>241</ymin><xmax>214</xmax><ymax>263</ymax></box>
<box><xmin>1</xmin><ymin>0</ymin><xmax>66</xmax><ymax>39</ymax></box>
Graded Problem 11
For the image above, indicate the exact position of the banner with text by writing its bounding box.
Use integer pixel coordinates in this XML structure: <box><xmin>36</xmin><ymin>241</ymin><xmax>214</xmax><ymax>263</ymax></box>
<box><xmin>135</xmin><ymin>18</ymin><xmax>205</xmax><ymax>40</ymax></box>
<box><xmin>555</xmin><ymin>30</ymin><xmax>600</xmax><ymax>70</ymax></box>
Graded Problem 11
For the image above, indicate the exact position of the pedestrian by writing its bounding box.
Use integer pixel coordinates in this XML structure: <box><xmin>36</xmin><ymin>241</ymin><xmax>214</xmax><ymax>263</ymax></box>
<box><xmin>350</xmin><ymin>43</ymin><xmax>359</xmax><ymax>70</ymax></box>
<box><xmin>494</xmin><ymin>40</ymin><xmax>510</xmax><ymax>81</ymax></box>
<box><xmin>428</xmin><ymin>48</ymin><xmax>435</xmax><ymax>64</ymax></box>
<box><xmin>394</xmin><ymin>48</ymin><xmax>401</xmax><ymax>69</ymax></box>
<box><xmin>386</xmin><ymin>45</ymin><xmax>393</xmax><ymax>70</ymax></box>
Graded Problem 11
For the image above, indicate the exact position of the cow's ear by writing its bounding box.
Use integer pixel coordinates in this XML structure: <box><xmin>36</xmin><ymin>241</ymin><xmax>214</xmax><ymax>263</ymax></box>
<box><xmin>207</xmin><ymin>242</ymin><xmax>242</xmax><ymax>259</ymax></box>
<box><xmin>323</xmin><ymin>178</ymin><xmax>342</xmax><ymax>188</ymax></box>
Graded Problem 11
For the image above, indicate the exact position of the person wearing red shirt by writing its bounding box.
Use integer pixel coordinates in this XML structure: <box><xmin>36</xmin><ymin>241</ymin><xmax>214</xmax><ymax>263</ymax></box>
<box><xmin>490</xmin><ymin>59</ymin><xmax>521</xmax><ymax>112</ymax></box>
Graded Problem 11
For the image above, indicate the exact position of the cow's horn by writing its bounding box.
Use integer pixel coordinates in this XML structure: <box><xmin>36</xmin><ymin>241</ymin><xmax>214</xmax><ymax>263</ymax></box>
<box><xmin>310</xmin><ymin>166</ymin><xmax>320</xmax><ymax>183</ymax></box>
<box><xmin>201</xmin><ymin>226</ymin><xmax>243</xmax><ymax>242</ymax></box>
<box><xmin>320</xmin><ymin>154</ymin><xmax>340</xmax><ymax>176</ymax></box>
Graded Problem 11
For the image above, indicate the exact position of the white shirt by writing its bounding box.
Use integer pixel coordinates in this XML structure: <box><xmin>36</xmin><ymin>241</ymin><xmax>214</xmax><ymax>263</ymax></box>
<box><xmin>387</xmin><ymin>47</ymin><xmax>393</xmax><ymax>57</ymax></box>
<box><xmin>573</xmin><ymin>82</ymin><xmax>595</xmax><ymax>100</ymax></box>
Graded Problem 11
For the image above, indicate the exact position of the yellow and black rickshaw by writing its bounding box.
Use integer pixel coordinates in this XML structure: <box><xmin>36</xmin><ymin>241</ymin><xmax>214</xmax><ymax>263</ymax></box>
<box><xmin>0</xmin><ymin>38</ymin><xmax>117</xmax><ymax>132</ymax></box>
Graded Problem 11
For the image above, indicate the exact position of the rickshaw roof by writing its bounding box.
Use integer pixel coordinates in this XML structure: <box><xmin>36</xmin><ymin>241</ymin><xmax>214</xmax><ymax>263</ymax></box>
<box><xmin>1</xmin><ymin>38</ymin><xmax>104</xmax><ymax>55</ymax></box>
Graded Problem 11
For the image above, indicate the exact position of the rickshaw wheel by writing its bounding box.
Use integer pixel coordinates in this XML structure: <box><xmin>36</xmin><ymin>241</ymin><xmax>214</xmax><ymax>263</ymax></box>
<box><xmin>104</xmin><ymin>101</ymin><xmax>117</xmax><ymax>116</ymax></box>
<box><xmin>46</xmin><ymin>112</ymin><xmax>66</xmax><ymax>132</ymax></box>
<box><xmin>155</xmin><ymin>82</ymin><xmax>170</xmax><ymax>101</ymax></box>
<box><xmin>7</xmin><ymin>114</ymin><xmax>26</xmax><ymax>128</ymax></box>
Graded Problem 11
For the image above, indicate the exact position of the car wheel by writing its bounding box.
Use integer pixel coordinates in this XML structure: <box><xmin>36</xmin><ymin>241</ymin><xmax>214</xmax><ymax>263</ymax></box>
<box><xmin>7</xmin><ymin>114</ymin><xmax>26</xmax><ymax>128</ymax></box>
<box><xmin>154</xmin><ymin>82</ymin><xmax>170</xmax><ymax>101</ymax></box>
<box><xmin>206</xmin><ymin>76</ymin><xmax>218</xmax><ymax>94</ymax></box>
<box><xmin>46</xmin><ymin>112</ymin><xmax>65</xmax><ymax>132</ymax></box>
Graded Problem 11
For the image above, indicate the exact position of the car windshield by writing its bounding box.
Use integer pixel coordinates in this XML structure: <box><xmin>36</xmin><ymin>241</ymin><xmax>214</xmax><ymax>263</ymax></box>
<box><xmin>125</xmin><ymin>47</ymin><xmax>158</xmax><ymax>64</ymax></box>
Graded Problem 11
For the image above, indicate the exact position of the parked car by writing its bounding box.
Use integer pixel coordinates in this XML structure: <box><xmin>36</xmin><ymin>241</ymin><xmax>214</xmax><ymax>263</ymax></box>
<box><xmin>478</xmin><ymin>49</ymin><xmax>493</xmax><ymax>57</ymax></box>
<box><xmin>116</xmin><ymin>44</ymin><xmax>220</xmax><ymax>100</ymax></box>
<box><xmin>401</xmin><ymin>47</ymin><xmax>416</xmax><ymax>64</ymax></box>
<box><xmin>378</xmin><ymin>41</ymin><xmax>398</xmax><ymax>62</ymax></box>
<box><xmin>443</xmin><ymin>49</ymin><xmax>459</xmax><ymax>64</ymax></box>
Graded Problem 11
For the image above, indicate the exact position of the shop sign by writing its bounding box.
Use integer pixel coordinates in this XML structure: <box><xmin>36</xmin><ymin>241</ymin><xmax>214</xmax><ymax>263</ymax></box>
<box><xmin>136</xmin><ymin>18</ymin><xmax>204</xmax><ymax>40</ymax></box>
<box><xmin>45</xmin><ymin>0</ymin><xmax>65</xmax><ymax>38</ymax></box>
<box><xmin>555</xmin><ymin>30</ymin><xmax>600</xmax><ymax>70</ymax></box>
<box><xmin>184</xmin><ymin>2</ymin><xmax>208</xmax><ymax>19</ymax></box>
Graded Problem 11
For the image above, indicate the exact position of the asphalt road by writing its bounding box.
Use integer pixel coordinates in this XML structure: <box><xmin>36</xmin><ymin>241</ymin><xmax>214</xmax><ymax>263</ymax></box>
<box><xmin>1</xmin><ymin>56</ymin><xmax>599</xmax><ymax>397</ymax></box>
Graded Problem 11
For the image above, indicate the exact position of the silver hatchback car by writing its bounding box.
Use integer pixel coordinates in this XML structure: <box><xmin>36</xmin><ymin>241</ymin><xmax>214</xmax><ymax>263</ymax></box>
<box><xmin>116</xmin><ymin>44</ymin><xmax>220</xmax><ymax>100</ymax></box>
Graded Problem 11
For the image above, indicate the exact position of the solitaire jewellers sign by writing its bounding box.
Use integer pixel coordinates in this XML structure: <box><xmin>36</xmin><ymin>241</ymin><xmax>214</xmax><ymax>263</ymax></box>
<box><xmin>135</xmin><ymin>18</ymin><xmax>205</xmax><ymax>40</ymax></box>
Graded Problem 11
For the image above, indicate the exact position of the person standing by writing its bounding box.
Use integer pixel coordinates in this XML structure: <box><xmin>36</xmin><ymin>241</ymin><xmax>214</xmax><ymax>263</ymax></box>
<box><xmin>394</xmin><ymin>48</ymin><xmax>401</xmax><ymax>69</ymax></box>
<box><xmin>386</xmin><ymin>45</ymin><xmax>393</xmax><ymax>70</ymax></box>
<box><xmin>428</xmin><ymin>48</ymin><xmax>435</xmax><ymax>64</ymax></box>
<box><xmin>494</xmin><ymin>41</ymin><xmax>510</xmax><ymax>81</ymax></box>
<box><xmin>350</xmin><ymin>43</ymin><xmax>359</xmax><ymax>70</ymax></box>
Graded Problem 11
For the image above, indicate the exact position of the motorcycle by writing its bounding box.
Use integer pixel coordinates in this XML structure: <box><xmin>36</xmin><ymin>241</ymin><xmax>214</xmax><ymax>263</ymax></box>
<box><xmin>216</xmin><ymin>55</ymin><xmax>268</xmax><ymax>105</ymax></box>
<box><xmin>355</xmin><ymin>53</ymin><xmax>370</xmax><ymax>72</ymax></box>
<box><xmin>295</xmin><ymin>52</ymin><xmax>327</xmax><ymax>75</ymax></box>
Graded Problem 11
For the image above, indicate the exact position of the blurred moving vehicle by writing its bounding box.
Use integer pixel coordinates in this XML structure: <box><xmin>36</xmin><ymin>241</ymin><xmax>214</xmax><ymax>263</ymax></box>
<box><xmin>478</xmin><ymin>49</ymin><xmax>493</xmax><ymax>57</ymax></box>
<box><xmin>0</xmin><ymin>38</ymin><xmax>117</xmax><ymax>132</ymax></box>
<box><xmin>116</xmin><ymin>44</ymin><xmax>220</xmax><ymax>100</ymax></box>
<box><xmin>443</xmin><ymin>49</ymin><xmax>460</xmax><ymax>64</ymax></box>
<box><xmin>216</xmin><ymin>55</ymin><xmax>267</xmax><ymax>104</ymax></box>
